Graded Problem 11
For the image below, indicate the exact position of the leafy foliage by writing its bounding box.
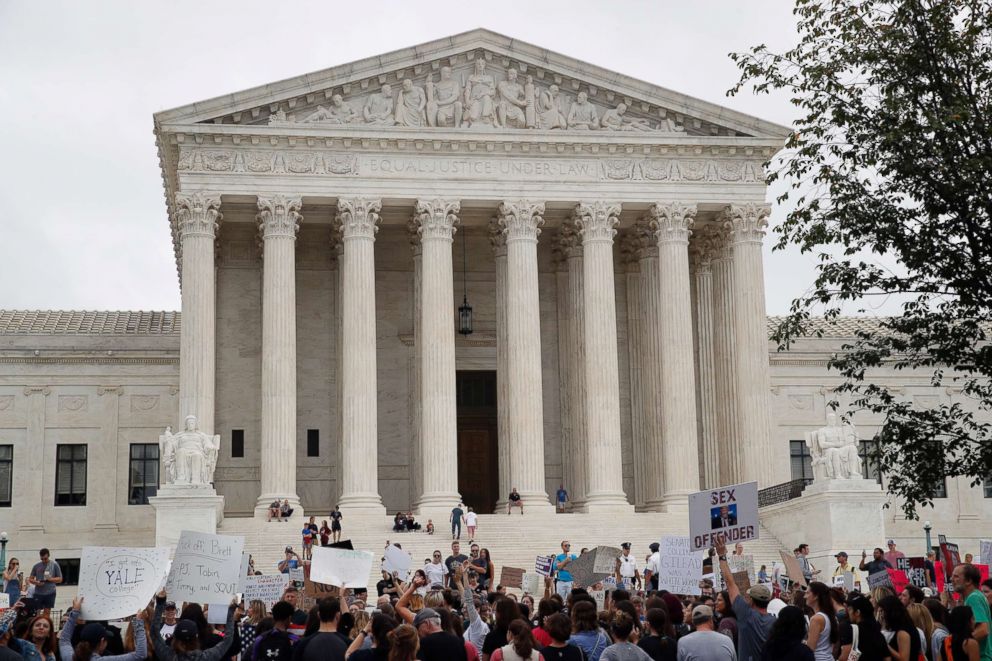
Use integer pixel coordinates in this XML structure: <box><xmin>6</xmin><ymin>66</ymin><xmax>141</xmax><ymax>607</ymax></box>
<box><xmin>730</xmin><ymin>0</ymin><xmax>992</xmax><ymax>516</ymax></box>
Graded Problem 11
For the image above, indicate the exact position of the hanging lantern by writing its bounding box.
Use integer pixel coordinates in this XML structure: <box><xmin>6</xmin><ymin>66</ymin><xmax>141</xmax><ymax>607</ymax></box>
<box><xmin>458</xmin><ymin>227</ymin><xmax>473</xmax><ymax>335</ymax></box>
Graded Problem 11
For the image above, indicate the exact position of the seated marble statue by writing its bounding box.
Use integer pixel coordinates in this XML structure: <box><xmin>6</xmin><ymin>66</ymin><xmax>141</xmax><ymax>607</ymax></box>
<box><xmin>536</xmin><ymin>85</ymin><xmax>567</xmax><ymax>130</ymax></box>
<box><xmin>426</xmin><ymin>66</ymin><xmax>463</xmax><ymax>127</ymax></box>
<box><xmin>601</xmin><ymin>103</ymin><xmax>654</xmax><ymax>132</ymax></box>
<box><xmin>805</xmin><ymin>412</ymin><xmax>863</xmax><ymax>480</ymax></box>
<box><xmin>363</xmin><ymin>84</ymin><xmax>395</xmax><ymax>125</ymax></box>
<box><xmin>496</xmin><ymin>69</ymin><xmax>528</xmax><ymax>129</ymax></box>
<box><xmin>159</xmin><ymin>415</ymin><xmax>221</xmax><ymax>486</ymax></box>
<box><xmin>303</xmin><ymin>95</ymin><xmax>358</xmax><ymax>124</ymax></box>
<box><xmin>394</xmin><ymin>79</ymin><xmax>427</xmax><ymax>127</ymax></box>
<box><xmin>567</xmin><ymin>92</ymin><xmax>599</xmax><ymax>130</ymax></box>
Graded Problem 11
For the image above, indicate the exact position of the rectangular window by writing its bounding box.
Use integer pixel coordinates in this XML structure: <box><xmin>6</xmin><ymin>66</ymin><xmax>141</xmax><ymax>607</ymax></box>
<box><xmin>0</xmin><ymin>445</ymin><xmax>11</xmax><ymax>507</ymax></box>
<box><xmin>985</xmin><ymin>476</ymin><xmax>992</xmax><ymax>499</ymax></box>
<box><xmin>931</xmin><ymin>479</ymin><xmax>947</xmax><ymax>499</ymax></box>
<box><xmin>859</xmin><ymin>440</ymin><xmax>883</xmax><ymax>484</ymax></box>
<box><xmin>58</xmin><ymin>558</ymin><xmax>80</xmax><ymax>586</ymax></box>
<box><xmin>231</xmin><ymin>430</ymin><xmax>244</xmax><ymax>458</ymax></box>
<box><xmin>128</xmin><ymin>444</ymin><xmax>159</xmax><ymax>505</ymax></box>
<box><xmin>789</xmin><ymin>440</ymin><xmax>813</xmax><ymax>482</ymax></box>
<box><xmin>55</xmin><ymin>444</ymin><xmax>87</xmax><ymax>506</ymax></box>
<box><xmin>307</xmin><ymin>429</ymin><xmax>319</xmax><ymax>457</ymax></box>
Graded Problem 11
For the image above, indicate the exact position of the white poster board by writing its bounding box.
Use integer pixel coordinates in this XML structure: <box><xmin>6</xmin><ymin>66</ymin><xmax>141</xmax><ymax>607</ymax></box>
<box><xmin>166</xmin><ymin>531</ymin><xmax>245</xmax><ymax>602</ymax></box>
<box><xmin>78</xmin><ymin>546</ymin><xmax>171</xmax><ymax>620</ymax></box>
<box><xmin>714</xmin><ymin>555</ymin><xmax>756</xmax><ymax>593</ymax></box>
<box><xmin>981</xmin><ymin>540</ymin><xmax>992</xmax><ymax>566</ymax></box>
<box><xmin>242</xmin><ymin>574</ymin><xmax>289</xmax><ymax>606</ymax></box>
<box><xmin>310</xmin><ymin>547</ymin><xmax>374</xmax><ymax>588</ymax></box>
<box><xmin>589</xmin><ymin>589</ymin><xmax>606</xmax><ymax>611</ymax></box>
<box><xmin>688</xmin><ymin>481</ymin><xmax>759</xmax><ymax>551</ymax></box>
<box><xmin>656</xmin><ymin>536</ymin><xmax>704</xmax><ymax>596</ymax></box>
<box><xmin>382</xmin><ymin>545</ymin><xmax>412</xmax><ymax>580</ymax></box>
<box><xmin>206</xmin><ymin>604</ymin><xmax>229</xmax><ymax>625</ymax></box>
<box><xmin>522</xmin><ymin>572</ymin><xmax>542</xmax><ymax>595</ymax></box>
<box><xmin>0</xmin><ymin>594</ymin><xmax>9</xmax><ymax>609</ymax></box>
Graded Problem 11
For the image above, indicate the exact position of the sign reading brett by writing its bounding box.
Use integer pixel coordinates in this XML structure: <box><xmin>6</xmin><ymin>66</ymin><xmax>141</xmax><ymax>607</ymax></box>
<box><xmin>166</xmin><ymin>531</ymin><xmax>245</xmax><ymax>602</ymax></box>
<box><xmin>688</xmin><ymin>481</ymin><xmax>759</xmax><ymax>551</ymax></box>
<box><xmin>77</xmin><ymin>547</ymin><xmax>171</xmax><ymax>621</ymax></box>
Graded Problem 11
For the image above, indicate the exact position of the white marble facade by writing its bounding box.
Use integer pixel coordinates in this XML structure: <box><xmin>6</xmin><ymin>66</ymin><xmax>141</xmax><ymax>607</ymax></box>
<box><xmin>0</xmin><ymin>30</ymin><xmax>990</xmax><ymax>553</ymax></box>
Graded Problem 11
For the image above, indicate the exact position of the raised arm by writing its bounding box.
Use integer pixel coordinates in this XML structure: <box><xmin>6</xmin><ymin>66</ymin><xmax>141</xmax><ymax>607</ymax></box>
<box><xmin>150</xmin><ymin>592</ymin><xmax>177</xmax><ymax>661</ymax></box>
<box><xmin>714</xmin><ymin>539</ymin><xmax>740</xmax><ymax>603</ymax></box>
<box><xmin>59</xmin><ymin>599</ymin><xmax>81</xmax><ymax>661</ymax></box>
<box><xmin>395</xmin><ymin>575</ymin><xmax>425</xmax><ymax>624</ymax></box>
<box><xmin>197</xmin><ymin>602</ymin><xmax>238</xmax><ymax>661</ymax></box>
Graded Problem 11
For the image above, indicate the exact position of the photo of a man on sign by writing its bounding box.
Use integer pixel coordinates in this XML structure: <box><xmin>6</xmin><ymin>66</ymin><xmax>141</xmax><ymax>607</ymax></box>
<box><xmin>710</xmin><ymin>504</ymin><xmax>738</xmax><ymax>529</ymax></box>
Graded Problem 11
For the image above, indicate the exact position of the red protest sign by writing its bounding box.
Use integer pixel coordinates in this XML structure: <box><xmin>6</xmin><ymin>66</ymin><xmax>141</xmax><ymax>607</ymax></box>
<box><xmin>888</xmin><ymin>568</ymin><xmax>909</xmax><ymax>594</ymax></box>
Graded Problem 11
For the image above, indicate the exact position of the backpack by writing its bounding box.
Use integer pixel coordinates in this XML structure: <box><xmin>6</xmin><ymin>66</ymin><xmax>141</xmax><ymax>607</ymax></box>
<box><xmin>249</xmin><ymin>628</ymin><xmax>297</xmax><ymax>661</ymax></box>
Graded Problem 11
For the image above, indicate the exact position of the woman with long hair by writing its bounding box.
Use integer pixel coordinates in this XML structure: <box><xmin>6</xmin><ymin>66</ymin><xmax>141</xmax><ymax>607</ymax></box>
<box><xmin>567</xmin><ymin>600</ymin><xmax>610</xmax><ymax>661</ymax></box>
<box><xmin>176</xmin><ymin>603</ymin><xmax>219</xmax><ymax>650</ymax></box>
<box><xmin>346</xmin><ymin>613</ymin><xmax>397</xmax><ymax>660</ymax></box>
<box><xmin>59</xmin><ymin>596</ymin><xmax>148</xmax><ymax>661</ymax></box>
<box><xmin>840</xmin><ymin>595</ymin><xmax>890</xmax><ymax>661</ymax></box>
<box><xmin>532</xmin><ymin>598</ymin><xmax>560</xmax><ymax>647</ymax></box>
<box><xmin>600</xmin><ymin>611</ymin><xmax>650</xmax><ymax>661</ymax></box>
<box><xmin>22</xmin><ymin>614</ymin><xmax>57</xmax><ymax>661</ymax></box>
<box><xmin>878</xmin><ymin>595</ymin><xmax>922</xmax><ymax>661</ymax></box>
<box><xmin>2</xmin><ymin>558</ymin><xmax>22</xmax><ymax>607</ymax></box>
<box><xmin>925</xmin><ymin>598</ymin><xmax>950</xmax><ymax>661</ymax></box>
<box><xmin>907</xmin><ymin>603</ymin><xmax>934</xmax><ymax>659</ymax></box>
<box><xmin>238</xmin><ymin>600</ymin><xmax>267</xmax><ymax>658</ymax></box>
<box><xmin>714</xmin><ymin>590</ymin><xmax>737</xmax><ymax>646</ymax></box>
<box><xmin>805</xmin><ymin>582</ymin><xmax>838</xmax><ymax>660</ymax></box>
<box><xmin>943</xmin><ymin>606</ymin><xmax>979</xmax><ymax>661</ymax></box>
<box><xmin>761</xmin><ymin>605</ymin><xmax>814</xmax><ymax>661</ymax></box>
<box><xmin>483</xmin><ymin>598</ymin><xmax>523</xmax><ymax>659</ymax></box>
<box><xmin>490</xmin><ymin>619</ymin><xmax>541</xmax><ymax>661</ymax></box>
<box><xmin>387</xmin><ymin>624</ymin><xmax>419</xmax><ymax>661</ymax></box>
<box><xmin>123</xmin><ymin>608</ymin><xmax>155</xmax><ymax>660</ymax></box>
<box><xmin>479</xmin><ymin>549</ymin><xmax>495</xmax><ymax>591</ymax></box>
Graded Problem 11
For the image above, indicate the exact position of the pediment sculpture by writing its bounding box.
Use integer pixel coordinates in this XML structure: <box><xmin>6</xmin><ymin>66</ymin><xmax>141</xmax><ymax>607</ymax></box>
<box><xmin>271</xmin><ymin>58</ymin><xmax>685</xmax><ymax>134</ymax></box>
<box><xmin>159</xmin><ymin>415</ymin><xmax>221</xmax><ymax>487</ymax></box>
<box><xmin>805</xmin><ymin>412</ymin><xmax>864</xmax><ymax>481</ymax></box>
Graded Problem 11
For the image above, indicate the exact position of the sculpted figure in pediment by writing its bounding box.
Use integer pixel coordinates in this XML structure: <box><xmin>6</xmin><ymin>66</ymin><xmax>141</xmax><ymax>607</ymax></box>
<box><xmin>463</xmin><ymin>58</ymin><xmax>498</xmax><ymax>128</ymax></box>
<box><xmin>601</xmin><ymin>102</ymin><xmax>654</xmax><ymax>132</ymax></box>
<box><xmin>426</xmin><ymin>66</ymin><xmax>463</xmax><ymax>128</ymax></box>
<box><xmin>394</xmin><ymin>79</ymin><xmax>427</xmax><ymax>127</ymax></box>
<box><xmin>567</xmin><ymin>91</ymin><xmax>599</xmax><ymax>130</ymax></box>
<box><xmin>536</xmin><ymin>84</ymin><xmax>568</xmax><ymax>130</ymax></box>
<box><xmin>303</xmin><ymin>94</ymin><xmax>358</xmax><ymax>124</ymax></box>
<box><xmin>496</xmin><ymin>68</ymin><xmax>529</xmax><ymax>129</ymax></box>
<box><xmin>363</xmin><ymin>83</ymin><xmax>396</xmax><ymax>125</ymax></box>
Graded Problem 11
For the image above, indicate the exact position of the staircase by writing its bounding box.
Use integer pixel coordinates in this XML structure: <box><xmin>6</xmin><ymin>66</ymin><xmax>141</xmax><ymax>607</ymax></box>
<box><xmin>219</xmin><ymin>511</ymin><xmax>790</xmax><ymax>592</ymax></box>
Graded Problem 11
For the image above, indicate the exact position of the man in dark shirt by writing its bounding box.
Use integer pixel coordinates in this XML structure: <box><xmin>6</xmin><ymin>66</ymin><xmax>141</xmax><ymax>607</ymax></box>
<box><xmin>444</xmin><ymin>541</ymin><xmax>467</xmax><ymax>591</ymax></box>
<box><xmin>293</xmin><ymin>598</ymin><xmax>346</xmax><ymax>661</ymax></box>
<box><xmin>859</xmin><ymin>547</ymin><xmax>893</xmax><ymax>575</ymax></box>
<box><xmin>413</xmin><ymin>608</ymin><xmax>467</xmax><ymax>661</ymax></box>
<box><xmin>376</xmin><ymin>569</ymin><xmax>397</xmax><ymax>597</ymax></box>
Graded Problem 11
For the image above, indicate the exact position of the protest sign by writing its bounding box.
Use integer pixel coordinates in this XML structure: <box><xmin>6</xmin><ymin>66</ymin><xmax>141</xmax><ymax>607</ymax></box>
<box><xmin>688</xmin><ymin>481</ymin><xmax>759</xmax><ymax>551</ymax></box>
<box><xmin>310</xmin><ymin>547</ymin><xmax>374</xmax><ymax>588</ymax></box>
<box><xmin>980</xmin><ymin>540</ymin><xmax>992</xmax><ymax>566</ymax></box>
<box><xmin>589</xmin><ymin>589</ymin><xmax>606</xmax><ymax>611</ymax></box>
<box><xmin>303</xmin><ymin>567</ymin><xmax>336</xmax><ymax>609</ymax></box>
<box><xmin>715</xmin><ymin>554</ymin><xmax>755</xmax><ymax>593</ymax></box>
<box><xmin>0</xmin><ymin>594</ymin><xmax>8</xmax><ymax>609</ymax></box>
<box><xmin>938</xmin><ymin>535</ymin><xmax>960</xmax><ymax>580</ymax></box>
<box><xmin>592</xmin><ymin>546</ymin><xmax>622</xmax><ymax>574</ymax></box>
<box><xmin>535</xmin><ymin>555</ymin><xmax>555</xmax><ymax>577</ymax></box>
<box><xmin>382</xmin><ymin>545</ymin><xmax>412</xmax><ymax>581</ymax></box>
<box><xmin>289</xmin><ymin>566</ymin><xmax>304</xmax><ymax>586</ymax></box>
<box><xmin>242</xmin><ymin>574</ymin><xmax>289</xmax><ymax>606</ymax></box>
<box><xmin>569</xmin><ymin>546</ymin><xmax>621</xmax><ymax>587</ymax></box>
<box><xmin>522</xmin><ymin>572</ymin><xmax>542</xmax><ymax>595</ymax></box>
<box><xmin>896</xmin><ymin>557</ymin><xmax>910</xmax><ymax>571</ymax></box>
<box><xmin>236</xmin><ymin>554</ymin><xmax>250</xmax><ymax>592</ymax></box>
<box><xmin>732</xmin><ymin>570</ymin><xmax>752</xmax><ymax>591</ymax></box>
<box><xmin>867</xmin><ymin>570</ymin><xmax>893</xmax><ymax>590</ymax></box>
<box><xmin>167</xmin><ymin>531</ymin><xmax>244</xmax><ymax>602</ymax></box>
<box><xmin>778</xmin><ymin>550</ymin><xmax>808</xmax><ymax>588</ymax></box>
<box><xmin>656</xmin><ymin>536</ymin><xmax>704</xmax><ymax>596</ymax></box>
<box><xmin>206</xmin><ymin>604</ymin><xmax>229</xmax><ymax>625</ymax></box>
<box><xmin>888</xmin><ymin>568</ymin><xmax>909</xmax><ymax>594</ymax></box>
<box><xmin>500</xmin><ymin>566</ymin><xmax>525</xmax><ymax>589</ymax></box>
<box><xmin>908</xmin><ymin>557</ymin><xmax>929</xmax><ymax>588</ymax></box>
<box><xmin>79</xmin><ymin>546</ymin><xmax>170</xmax><ymax>620</ymax></box>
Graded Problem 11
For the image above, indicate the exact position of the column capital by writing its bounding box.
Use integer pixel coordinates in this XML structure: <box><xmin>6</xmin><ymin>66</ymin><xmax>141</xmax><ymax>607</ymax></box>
<box><xmin>634</xmin><ymin>216</ymin><xmax>659</xmax><ymax>259</ymax></box>
<box><xmin>551</xmin><ymin>220</ymin><xmax>582</xmax><ymax>269</ymax></box>
<box><xmin>257</xmin><ymin>195</ymin><xmax>302</xmax><ymax>239</ymax></box>
<box><xmin>498</xmin><ymin>200</ymin><xmax>545</xmax><ymax>242</ymax></box>
<box><xmin>722</xmin><ymin>202</ymin><xmax>771</xmax><ymax>244</ymax></box>
<box><xmin>650</xmin><ymin>202</ymin><xmax>696</xmax><ymax>245</ymax></box>
<box><xmin>619</xmin><ymin>232</ymin><xmax>643</xmax><ymax>271</ymax></box>
<box><xmin>337</xmin><ymin>197</ymin><xmax>382</xmax><ymax>239</ymax></box>
<box><xmin>175</xmin><ymin>191</ymin><xmax>222</xmax><ymax>239</ymax></box>
<box><xmin>574</xmin><ymin>202</ymin><xmax>621</xmax><ymax>243</ymax></box>
<box><xmin>415</xmin><ymin>198</ymin><xmax>460</xmax><ymax>241</ymax></box>
<box><xmin>690</xmin><ymin>226</ymin><xmax>722</xmax><ymax>274</ymax></box>
<box><xmin>407</xmin><ymin>215</ymin><xmax>423</xmax><ymax>256</ymax></box>
<box><xmin>488</xmin><ymin>217</ymin><xmax>507</xmax><ymax>257</ymax></box>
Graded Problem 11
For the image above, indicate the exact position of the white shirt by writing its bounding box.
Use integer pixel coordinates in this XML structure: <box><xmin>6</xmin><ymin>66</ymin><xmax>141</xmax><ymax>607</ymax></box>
<box><xmin>424</xmin><ymin>561</ymin><xmax>448</xmax><ymax>587</ymax></box>
<box><xmin>466</xmin><ymin>512</ymin><xmax>477</xmax><ymax>526</ymax></box>
<box><xmin>619</xmin><ymin>554</ymin><xmax>638</xmax><ymax>578</ymax></box>
<box><xmin>647</xmin><ymin>551</ymin><xmax>661</xmax><ymax>575</ymax></box>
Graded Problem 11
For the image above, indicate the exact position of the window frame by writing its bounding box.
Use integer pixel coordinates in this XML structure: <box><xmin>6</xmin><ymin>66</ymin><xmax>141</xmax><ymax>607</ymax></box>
<box><xmin>231</xmin><ymin>429</ymin><xmax>245</xmax><ymax>458</ymax></box>
<box><xmin>306</xmin><ymin>429</ymin><xmax>319</xmax><ymax>458</ymax></box>
<box><xmin>127</xmin><ymin>443</ymin><xmax>160</xmax><ymax>505</ymax></box>
<box><xmin>55</xmin><ymin>444</ymin><xmax>87</xmax><ymax>506</ymax></box>
<box><xmin>789</xmin><ymin>440</ymin><xmax>813</xmax><ymax>483</ymax></box>
<box><xmin>0</xmin><ymin>445</ymin><xmax>11</xmax><ymax>507</ymax></box>
<box><xmin>858</xmin><ymin>439</ymin><xmax>883</xmax><ymax>485</ymax></box>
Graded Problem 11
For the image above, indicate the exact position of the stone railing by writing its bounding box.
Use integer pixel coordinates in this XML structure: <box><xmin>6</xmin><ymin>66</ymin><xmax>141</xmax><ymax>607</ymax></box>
<box><xmin>758</xmin><ymin>478</ymin><xmax>812</xmax><ymax>507</ymax></box>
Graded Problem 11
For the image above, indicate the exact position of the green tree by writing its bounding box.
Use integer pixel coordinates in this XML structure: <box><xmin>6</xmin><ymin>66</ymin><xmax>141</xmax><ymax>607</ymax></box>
<box><xmin>730</xmin><ymin>0</ymin><xmax>992</xmax><ymax>516</ymax></box>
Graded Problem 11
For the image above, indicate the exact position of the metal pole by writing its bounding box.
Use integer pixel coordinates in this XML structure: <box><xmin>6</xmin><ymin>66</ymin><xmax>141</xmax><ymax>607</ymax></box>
<box><xmin>924</xmin><ymin>525</ymin><xmax>932</xmax><ymax>555</ymax></box>
<box><xmin>0</xmin><ymin>534</ymin><xmax>7</xmax><ymax>571</ymax></box>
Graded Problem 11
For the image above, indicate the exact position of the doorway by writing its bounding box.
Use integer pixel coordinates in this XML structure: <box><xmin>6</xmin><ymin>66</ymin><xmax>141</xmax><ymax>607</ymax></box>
<box><xmin>456</xmin><ymin>370</ymin><xmax>499</xmax><ymax>513</ymax></box>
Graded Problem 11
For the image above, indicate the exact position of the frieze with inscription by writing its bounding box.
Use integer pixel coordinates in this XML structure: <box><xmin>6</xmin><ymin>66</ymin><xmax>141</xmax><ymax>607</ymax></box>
<box><xmin>178</xmin><ymin>147</ymin><xmax>764</xmax><ymax>184</ymax></box>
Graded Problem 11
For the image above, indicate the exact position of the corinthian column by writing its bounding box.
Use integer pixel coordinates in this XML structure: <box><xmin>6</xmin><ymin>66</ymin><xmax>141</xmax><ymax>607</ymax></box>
<box><xmin>414</xmin><ymin>199</ymin><xmax>461</xmax><ymax>510</ymax></box>
<box><xmin>499</xmin><ymin>201</ymin><xmax>552</xmax><ymax>509</ymax></box>
<box><xmin>574</xmin><ymin>202</ymin><xmax>631</xmax><ymax>511</ymax></box>
<box><xmin>711</xmin><ymin>235</ymin><xmax>743</xmax><ymax>484</ymax></box>
<box><xmin>407</xmin><ymin>219</ymin><xmax>424</xmax><ymax>509</ymax></box>
<box><xmin>256</xmin><ymin>194</ymin><xmax>302</xmax><ymax>513</ymax></box>
<box><xmin>557</xmin><ymin>222</ymin><xmax>588</xmax><ymax>508</ymax></box>
<box><xmin>337</xmin><ymin>198</ymin><xmax>385</xmax><ymax>512</ymax></box>
<box><xmin>692</xmin><ymin>231</ymin><xmax>720</xmax><ymax>489</ymax></box>
<box><xmin>725</xmin><ymin>203</ymin><xmax>775</xmax><ymax>486</ymax></box>
<box><xmin>490</xmin><ymin>220</ymin><xmax>511</xmax><ymax>510</ymax></box>
<box><xmin>632</xmin><ymin>219</ymin><xmax>663</xmax><ymax>510</ymax></box>
<box><xmin>650</xmin><ymin>202</ymin><xmax>701</xmax><ymax>510</ymax></box>
<box><xmin>175</xmin><ymin>192</ymin><xmax>221</xmax><ymax>435</ymax></box>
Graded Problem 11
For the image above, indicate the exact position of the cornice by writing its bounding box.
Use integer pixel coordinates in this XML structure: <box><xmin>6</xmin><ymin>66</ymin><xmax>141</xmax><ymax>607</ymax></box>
<box><xmin>0</xmin><ymin>356</ymin><xmax>178</xmax><ymax>366</ymax></box>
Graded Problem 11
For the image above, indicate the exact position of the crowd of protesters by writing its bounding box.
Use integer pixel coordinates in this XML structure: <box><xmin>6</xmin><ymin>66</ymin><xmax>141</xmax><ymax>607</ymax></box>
<box><xmin>2</xmin><ymin>532</ymin><xmax>992</xmax><ymax>661</ymax></box>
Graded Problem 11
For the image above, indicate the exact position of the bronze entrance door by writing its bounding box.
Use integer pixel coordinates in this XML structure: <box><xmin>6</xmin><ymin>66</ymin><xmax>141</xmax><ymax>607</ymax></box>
<box><xmin>456</xmin><ymin>370</ymin><xmax>499</xmax><ymax>513</ymax></box>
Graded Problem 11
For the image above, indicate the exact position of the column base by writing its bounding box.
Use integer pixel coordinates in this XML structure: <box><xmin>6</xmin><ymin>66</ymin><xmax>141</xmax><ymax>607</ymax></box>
<box><xmin>254</xmin><ymin>493</ymin><xmax>302</xmax><ymax>520</ymax></box>
<box><xmin>581</xmin><ymin>491</ymin><xmax>634</xmax><ymax>512</ymax></box>
<box><xmin>338</xmin><ymin>492</ymin><xmax>386</xmax><ymax>515</ymax></box>
<box><xmin>501</xmin><ymin>490</ymin><xmax>555</xmax><ymax>513</ymax></box>
<box><xmin>644</xmin><ymin>492</ymin><xmax>693</xmax><ymax>513</ymax></box>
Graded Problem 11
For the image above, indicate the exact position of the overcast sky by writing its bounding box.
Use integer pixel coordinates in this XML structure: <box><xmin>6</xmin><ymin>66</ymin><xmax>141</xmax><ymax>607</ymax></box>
<box><xmin>0</xmin><ymin>0</ymin><xmax>841</xmax><ymax>315</ymax></box>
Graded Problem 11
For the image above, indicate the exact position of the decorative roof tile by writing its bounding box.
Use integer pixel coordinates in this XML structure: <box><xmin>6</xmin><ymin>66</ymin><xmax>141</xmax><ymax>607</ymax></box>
<box><xmin>0</xmin><ymin>311</ymin><xmax>180</xmax><ymax>336</ymax></box>
<box><xmin>766</xmin><ymin>315</ymin><xmax>883</xmax><ymax>338</ymax></box>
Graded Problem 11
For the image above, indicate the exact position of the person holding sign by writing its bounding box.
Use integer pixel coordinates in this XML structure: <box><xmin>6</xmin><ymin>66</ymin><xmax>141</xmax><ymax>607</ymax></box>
<box><xmin>150</xmin><ymin>590</ymin><xmax>238</xmax><ymax>661</ymax></box>
<box><xmin>59</xmin><ymin>596</ymin><xmax>148</xmax><ymax>661</ymax></box>
<box><xmin>951</xmin><ymin>564</ymin><xmax>992</xmax><ymax>661</ymax></box>
<box><xmin>714</xmin><ymin>538</ymin><xmax>774</xmax><ymax>661</ymax></box>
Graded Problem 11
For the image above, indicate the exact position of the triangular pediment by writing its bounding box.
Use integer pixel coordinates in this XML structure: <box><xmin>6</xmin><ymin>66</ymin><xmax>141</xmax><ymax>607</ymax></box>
<box><xmin>154</xmin><ymin>29</ymin><xmax>790</xmax><ymax>140</ymax></box>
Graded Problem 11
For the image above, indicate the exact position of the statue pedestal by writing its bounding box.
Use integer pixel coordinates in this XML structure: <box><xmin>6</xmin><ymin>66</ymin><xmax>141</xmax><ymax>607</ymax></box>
<box><xmin>149</xmin><ymin>485</ymin><xmax>225</xmax><ymax>549</ymax></box>
<box><xmin>761</xmin><ymin>479</ymin><xmax>887</xmax><ymax>574</ymax></box>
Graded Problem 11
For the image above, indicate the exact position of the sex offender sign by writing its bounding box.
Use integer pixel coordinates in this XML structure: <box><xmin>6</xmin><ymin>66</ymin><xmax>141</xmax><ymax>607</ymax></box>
<box><xmin>166</xmin><ymin>531</ymin><xmax>245</xmax><ymax>602</ymax></box>
<box><xmin>688</xmin><ymin>481</ymin><xmax>759</xmax><ymax>551</ymax></box>
<box><xmin>78</xmin><ymin>547</ymin><xmax>171</xmax><ymax>620</ymax></box>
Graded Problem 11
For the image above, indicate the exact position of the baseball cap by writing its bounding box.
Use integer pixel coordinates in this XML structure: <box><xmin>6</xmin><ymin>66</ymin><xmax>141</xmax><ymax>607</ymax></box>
<box><xmin>835</xmin><ymin>551</ymin><xmax>848</xmax><ymax>558</ymax></box>
<box><xmin>284</xmin><ymin>546</ymin><xmax>294</xmax><ymax>552</ymax></box>
<box><xmin>886</xmin><ymin>539</ymin><xmax>895</xmax><ymax>545</ymax></box>
<box><xmin>748</xmin><ymin>584</ymin><xmax>772</xmax><ymax>603</ymax></box>
<box><xmin>79</xmin><ymin>623</ymin><xmax>110</xmax><ymax>646</ymax></box>
<box><xmin>691</xmin><ymin>605</ymin><xmax>713</xmax><ymax>624</ymax></box>
<box><xmin>173</xmin><ymin>620</ymin><xmax>199</xmax><ymax>643</ymax></box>
<box><xmin>413</xmin><ymin>607</ymin><xmax>440</xmax><ymax>627</ymax></box>
<box><xmin>164</xmin><ymin>601</ymin><xmax>177</xmax><ymax>610</ymax></box>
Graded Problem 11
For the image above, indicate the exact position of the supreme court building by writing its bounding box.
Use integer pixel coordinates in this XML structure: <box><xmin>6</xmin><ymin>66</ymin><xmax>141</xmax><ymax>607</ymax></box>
<box><xmin>2</xmin><ymin>30</ymin><xmax>990</xmax><ymax>553</ymax></box>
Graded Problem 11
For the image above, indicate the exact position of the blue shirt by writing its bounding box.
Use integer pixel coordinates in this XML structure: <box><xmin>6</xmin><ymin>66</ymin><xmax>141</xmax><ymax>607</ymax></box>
<box><xmin>556</xmin><ymin>553</ymin><xmax>577</xmax><ymax>582</ymax></box>
<box><xmin>556</xmin><ymin>489</ymin><xmax>568</xmax><ymax>502</ymax></box>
